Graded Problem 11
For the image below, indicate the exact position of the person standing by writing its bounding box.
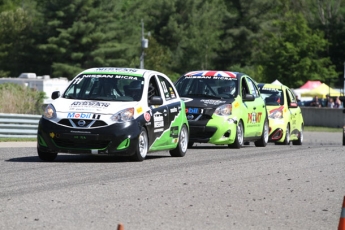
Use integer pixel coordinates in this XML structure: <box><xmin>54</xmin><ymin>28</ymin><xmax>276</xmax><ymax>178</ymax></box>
<box><xmin>334</xmin><ymin>96</ymin><xmax>342</xmax><ymax>108</ymax></box>
<box><xmin>310</xmin><ymin>96</ymin><xmax>321</xmax><ymax>107</ymax></box>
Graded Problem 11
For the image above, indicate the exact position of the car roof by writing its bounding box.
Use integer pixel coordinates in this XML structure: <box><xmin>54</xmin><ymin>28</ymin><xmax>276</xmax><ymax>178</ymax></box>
<box><xmin>79</xmin><ymin>67</ymin><xmax>160</xmax><ymax>78</ymax></box>
<box><xmin>184</xmin><ymin>70</ymin><xmax>239</xmax><ymax>78</ymax></box>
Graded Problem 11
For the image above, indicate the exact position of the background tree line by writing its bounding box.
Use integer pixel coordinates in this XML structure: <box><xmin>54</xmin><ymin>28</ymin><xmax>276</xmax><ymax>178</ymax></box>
<box><xmin>0</xmin><ymin>0</ymin><xmax>344</xmax><ymax>89</ymax></box>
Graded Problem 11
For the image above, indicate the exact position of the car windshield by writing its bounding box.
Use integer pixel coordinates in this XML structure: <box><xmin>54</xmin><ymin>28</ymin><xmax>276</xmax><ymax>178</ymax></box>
<box><xmin>260</xmin><ymin>87</ymin><xmax>284</xmax><ymax>106</ymax></box>
<box><xmin>63</xmin><ymin>74</ymin><xmax>144</xmax><ymax>101</ymax></box>
<box><xmin>175</xmin><ymin>76</ymin><xmax>238</xmax><ymax>99</ymax></box>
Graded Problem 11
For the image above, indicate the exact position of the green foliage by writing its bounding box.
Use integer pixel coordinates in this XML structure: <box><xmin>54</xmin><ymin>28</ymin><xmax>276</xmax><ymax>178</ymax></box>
<box><xmin>0</xmin><ymin>83</ymin><xmax>45</xmax><ymax>114</ymax></box>
<box><xmin>0</xmin><ymin>0</ymin><xmax>344</xmax><ymax>89</ymax></box>
<box><xmin>254</xmin><ymin>12</ymin><xmax>337</xmax><ymax>88</ymax></box>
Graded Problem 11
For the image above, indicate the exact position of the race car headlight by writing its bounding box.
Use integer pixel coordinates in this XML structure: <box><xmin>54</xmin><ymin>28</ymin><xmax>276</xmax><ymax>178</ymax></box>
<box><xmin>43</xmin><ymin>104</ymin><xmax>57</xmax><ymax>119</ymax></box>
<box><xmin>214</xmin><ymin>104</ymin><xmax>232</xmax><ymax>116</ymax></box>
<box><xmin>111</xmin><ymin>108</ymin><xmax>134</xmax><ymax>123</ymax></box>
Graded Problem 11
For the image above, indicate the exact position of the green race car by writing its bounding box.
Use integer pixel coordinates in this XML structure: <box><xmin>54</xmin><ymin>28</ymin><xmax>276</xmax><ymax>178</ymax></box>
<box><xmin>258</xmin><ymin>83</ymin><xmax>304</xmax><ymax>145</ymax></box>
<box><xmin>175</xmin><ymin>70</ymin><xmax>269</xmax><ymax>148</ymax></box>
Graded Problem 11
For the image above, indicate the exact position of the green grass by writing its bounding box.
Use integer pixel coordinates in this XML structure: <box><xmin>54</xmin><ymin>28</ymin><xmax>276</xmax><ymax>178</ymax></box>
<box><xmin>304</xmin><ymin>126</ymin><xmax>342</xmax><ymax>132</ymax></box>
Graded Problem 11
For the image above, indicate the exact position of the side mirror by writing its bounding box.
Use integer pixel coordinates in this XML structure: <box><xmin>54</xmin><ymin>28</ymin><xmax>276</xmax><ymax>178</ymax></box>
<box><xmin>149</xmin><ymin>96</ymin><xmax>163</xmax><ymax>106</ymax></box>
<box><xmin>51</xmin><ymin>91</ymin><xmax>60</xmax><ymax>100</ymax></box>
<box><xmin>243</xmin><ymin>94</ymin><xmax>255</xmax><ymax>101</ymax></box>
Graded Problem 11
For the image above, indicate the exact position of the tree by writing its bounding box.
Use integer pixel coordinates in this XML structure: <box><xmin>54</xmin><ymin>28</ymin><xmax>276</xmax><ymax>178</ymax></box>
<box><xmin>38</xmin><ymin>0</ymin><xmax>143</xmax><ymax>79</ymax></box>
<box><xmin>254</xmin><ymin>12</ymin><xmax>337</xmax><ymax>88</ymax></box>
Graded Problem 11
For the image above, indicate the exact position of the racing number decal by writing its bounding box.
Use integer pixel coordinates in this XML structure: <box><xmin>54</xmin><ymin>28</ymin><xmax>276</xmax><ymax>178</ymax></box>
<box><xmin>247</xmin><ymin>112</ymin><xmax>262</xmax><ymax>123</ymax></box>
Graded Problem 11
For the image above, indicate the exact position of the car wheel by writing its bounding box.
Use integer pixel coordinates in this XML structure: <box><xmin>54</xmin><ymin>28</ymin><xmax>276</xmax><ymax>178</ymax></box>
<box><xmin>254</xmin><ymin>118</ymin><xmax>269</xmax><ymax>147</ymax></box>
<box><xmin>37</xmin><ymin>147</ymin><xmax>58</xmax><ymax>161</ymax></box>
<box><xmin>170</xmin><ymin>125</ymin><xmax>188</xmax><ymax>157</ymax></box>
<box><xmin>228</xmin><ymin>120</ymin><xmax>244</xmax><ymax>149</ymax></box>
<box><xmin>131</xmin><ymin>127</ymin><xmax>148</xmax><ymax>162</ymax></box>
<box><xmin>292</xmin><ymin>125</ymin><xmax>303</xmax><ymax>145</ymax></box>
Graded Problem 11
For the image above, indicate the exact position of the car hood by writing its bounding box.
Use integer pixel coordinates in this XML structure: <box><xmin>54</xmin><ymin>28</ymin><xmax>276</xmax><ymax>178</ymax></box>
<box><xmin>51</xmin><ymin>98</ymin><xmax>139</xmax><ymax>115</ymax></box>
<box><xmin>181</xmin><ymin>97</ymin><xmax>235</xmax><ymax>108</ymax></box>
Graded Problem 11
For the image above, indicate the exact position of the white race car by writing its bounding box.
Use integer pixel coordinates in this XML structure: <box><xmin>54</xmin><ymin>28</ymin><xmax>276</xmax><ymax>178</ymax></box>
<box><xmin>37</xmin><ymin>67</ymin><xmax>189</xmax><ymax>161</ymax></box>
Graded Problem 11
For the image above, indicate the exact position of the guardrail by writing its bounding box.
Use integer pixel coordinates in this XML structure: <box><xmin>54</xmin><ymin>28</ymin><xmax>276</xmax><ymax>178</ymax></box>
<box><xmin>0</xmin><ymin>113</ymin><xmax>41</xmax><ymax>138</ymax></box>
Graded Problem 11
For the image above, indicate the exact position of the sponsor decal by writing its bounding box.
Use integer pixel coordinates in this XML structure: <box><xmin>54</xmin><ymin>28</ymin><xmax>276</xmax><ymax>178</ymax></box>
<box><xmin>170</xmin><ymin>107</ymin><xmax>178</xmax><ymax>113</ymax></box>
<box><xmin>144</xmin><ymin>112</ymin><xmax>151</xmax><ymax>122</ymax></box>
<box><xmin>185</xmin><ymin>76</ymin><xmax>212</xmax><ymax>79</ymax></box>
<box><xmin>95</xmin><ymin>68</ymin><xmax>138</xmax><ymax>73</ymax></box>
<box><xmin>137</xmin><ymin>106</ymin><xmax>143</xmax><ymax>114</ymax></box>
<box><xmin>153</xmin><ymin>111</ymin><xmax>164</xmax><ymax>128</ymax></box>
<box><xmin>168</xmin><ymin>87</ymin><xmax>176</xmax><ymax>98</ymax></box>
<box><xmin>261</xmin><ymin>87</ymin><xmax>280</xmax><ymax>92</ymax></box>
<box><xmin>269</xmin><ymin>106</ymin><xmax>284</xmax><ymax>119</ymax></box>
<box><xmin>70</xmin><ymin>101</ymin><xmax>110</xmax><ymax>108</ymax></box>
<box><xmin>200</xmin><ymin>99</ymin><xmax>226</xmax><ymax>105</ymax></box>
<box><xmin>247</xmin><ymin>112</ymin><xmax>263</xmax><ymax>123</ymax></box>
<box><xmin>154</xmin><ymin>128</ymin><xmax>164</xmax><ymax>133</ymax></box>
<box><xmin>233</xmin><ymin>101</ymin><xmax>240</xmax><ymax>108</ymax></box>
<box><xmin>83</xmin><ymin>74</ymin><xmax>113</xmax><ymax>78</ymax></box>
<box><xmin>67</xmin><ymin>113</ymin><xmax>92</xmax><ymax>119</ymax></box>
<box><xmin>186</xmin><ymin>108</ymin><xmax>199</xmax><ymax>114</ymax></box>
<box><xmin>170</xmin><ymin>126</ymin><xmax>179</xmax><ymax>138</ymax></box>
<box><xmin>114</xmin><ymin>75</ymin><xmax>138</xmax><ymax>80</ymax></box>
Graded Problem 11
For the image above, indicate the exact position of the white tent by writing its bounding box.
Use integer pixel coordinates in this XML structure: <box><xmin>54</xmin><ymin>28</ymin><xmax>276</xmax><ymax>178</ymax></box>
<box><xmin>271</xmin><ymin>79</ymin><xmax>282</xmax><ymax>85</ymax></box>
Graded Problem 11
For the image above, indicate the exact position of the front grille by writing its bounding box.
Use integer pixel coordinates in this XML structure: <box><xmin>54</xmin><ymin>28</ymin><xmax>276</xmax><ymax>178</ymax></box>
<box><xmin>53</xmin><ymin>139</ymin><xmax>110</xmax><ymax>149</ymax></box>
<box><xmin>58</xmin><ymin>119</ymin><xmax>107</xmax><ymax>128</ymax></box>
<box><xmin>190</xmin><ymin>127</ymin><xmax>217</xmax><ymax>139</ymax></box>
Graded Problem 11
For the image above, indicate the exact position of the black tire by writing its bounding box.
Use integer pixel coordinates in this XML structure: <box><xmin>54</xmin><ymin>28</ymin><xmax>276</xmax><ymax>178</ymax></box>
<box><xmin>255</xmin><ymin>118</ymin><xmax>269</xmax><ymax>147</ymax></box>
<box><xmin>130</xmin><ymin>127</ymin><xmax>148</xmax><ymax>162</ymax></box>
<box><xmin>37</xmin><ymin>148</ymin><xmax>58</xmax><ymax>161</ymax></box>
<box><xmin>228</xmin><ymin>120</ymin><xmax>244</xmax><ymax>149</ymax></box>
<box><xmin>292</xmin><ymin>125</ymin><xmax>303</xmax><ymax>145</ymax></box>
<box><xmin>170</xmin><ymin>125</ymin><xmax>188</xmax><ymax>157</ymax></box>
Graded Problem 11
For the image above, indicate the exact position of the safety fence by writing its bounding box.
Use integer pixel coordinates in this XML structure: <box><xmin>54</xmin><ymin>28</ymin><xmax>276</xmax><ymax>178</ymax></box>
<box><xmin>0</xmin><ymin>113</ymin><xmax>41</xmax><ymax>138</ymax></box>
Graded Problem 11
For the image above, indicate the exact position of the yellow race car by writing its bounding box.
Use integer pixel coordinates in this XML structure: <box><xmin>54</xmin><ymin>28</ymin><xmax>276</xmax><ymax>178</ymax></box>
<box><xmin>258</xmin><ymin>83</ymin><xmax>304</xmax><ymax>145</ymax></box>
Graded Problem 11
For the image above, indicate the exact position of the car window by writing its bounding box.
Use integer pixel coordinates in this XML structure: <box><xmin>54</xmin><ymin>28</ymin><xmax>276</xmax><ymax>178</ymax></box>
<box><xmin>63</xmin><ymin>74</ymin><xmax>144</xmax><ymax>101</ymax></box>
<box><xmin>259</xmin><ymin>86</ymin><xmax>284</xmax><ymax>106</ymax></box>
<box><xmin>286</xmin><ymin>88</ymin><xmax>297</xmax><ymax>104</ymax></box>
<box><xmin>246</xmin><ymin>77</ymin><xmax>259</xmax><ymax>98</ymax></box>
<box><xmin>157</xmin><ymin>75</ymin><xmax>177</xmax><ymax>100</ymax></box>
<box><xmin>175</xmin><ymin>76</ymin><xmax>237</xmax><ymax>99</ymax></box>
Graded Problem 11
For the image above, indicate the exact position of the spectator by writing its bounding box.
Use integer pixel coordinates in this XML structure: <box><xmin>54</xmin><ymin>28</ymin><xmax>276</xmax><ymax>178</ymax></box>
<box><xmin>296</xmin><ymin>95</ymin><xmax>302</xmax><ymax>106</ymax></box>
<box><xmin>327</xmin><ymin>97</ymin><xmax>334</xmax><ymax>108</ymax></box>
<box><xmin>334</xmin><ymin>96</ymin><xmax>342</xmax><ymax>108</ymax></box>
<box><xmin>310</xmin><ymin>96</ymin><xmax>321</xmax><ymax>107</ymax></box>
<box><xmin>325</xmin><ymin>94</ymin><xmax>330</xmax><ymax>107</ymax></box>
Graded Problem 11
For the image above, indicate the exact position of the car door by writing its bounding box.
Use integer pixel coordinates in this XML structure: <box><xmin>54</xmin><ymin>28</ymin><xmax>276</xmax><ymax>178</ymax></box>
<box><xmin>286</xmin><ymin>88</ymin><xmax>300</xmax><ymax>135</ymax></box>
<box><xmin>157</xmin><ymin>75</ymin><xmax>182</xmax><ymax>140</ymax></box>
<box><xmin>145</xmin><ymin>75</ymin><xmax>170</xmax><ymax>147</ymax></box>
<box><xmin>242</xmin><ymin>76</ymin><xmax>266</xmax><ymax>137</ymax></box>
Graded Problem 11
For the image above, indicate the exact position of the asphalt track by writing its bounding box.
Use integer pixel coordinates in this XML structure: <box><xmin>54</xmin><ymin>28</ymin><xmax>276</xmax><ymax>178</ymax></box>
<box><xmin>0</xmin><ymin>131</ymin><xmax>344</xmax><ymax>230</ymax></box>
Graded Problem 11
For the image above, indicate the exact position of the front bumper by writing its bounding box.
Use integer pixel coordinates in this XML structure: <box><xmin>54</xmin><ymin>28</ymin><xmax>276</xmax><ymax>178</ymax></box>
<box><xmin>37</xmin><ymin>118</ymin><xmax>141</xmax><ymax>156</ymax></box>
<box><xmin>188</xmin><ymin>116</ymin><xmax>237</xmax><ymax>144</ymax></box>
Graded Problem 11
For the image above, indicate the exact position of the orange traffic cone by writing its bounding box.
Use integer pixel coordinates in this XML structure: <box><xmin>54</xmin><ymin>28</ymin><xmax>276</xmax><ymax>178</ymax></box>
<box><xmin>117</xmin><ymin>223</ymin><xmax>124</xmax><ymax>230</ymax></box>
<box><xmin>339</xmin><ymin>196</ymin><xmax>345</xmax><ymax>230</ymax></box>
